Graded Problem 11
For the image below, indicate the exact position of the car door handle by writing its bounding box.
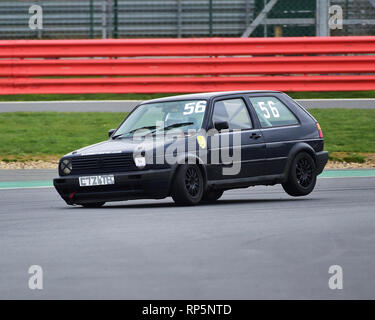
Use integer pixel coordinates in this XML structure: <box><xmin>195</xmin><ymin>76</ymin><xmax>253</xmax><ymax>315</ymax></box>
<box><xmin>250</xmin><ymin>133</ymin><xmax>262</xmax><ymax>139</ymax></box>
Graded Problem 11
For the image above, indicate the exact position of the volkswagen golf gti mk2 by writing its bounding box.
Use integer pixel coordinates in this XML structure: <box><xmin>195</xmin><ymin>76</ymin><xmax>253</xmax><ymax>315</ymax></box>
<box><xmin>54</xmin><ymin>91</ymin><xmax>328</xmax><ymax>207</ymax></box>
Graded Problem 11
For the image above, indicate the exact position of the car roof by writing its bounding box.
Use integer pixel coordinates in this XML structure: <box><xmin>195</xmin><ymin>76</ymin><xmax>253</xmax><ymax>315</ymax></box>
<box><xmin>141</xmin><ymin>90</ymin><xmax>282</xmax><ymax>104</ymax></box>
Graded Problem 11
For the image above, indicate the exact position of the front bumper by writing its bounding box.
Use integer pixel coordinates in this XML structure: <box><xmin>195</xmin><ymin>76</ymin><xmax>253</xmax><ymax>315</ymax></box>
<box><xmin>316</xmin><ymin>151</ymin><xmax>329</xmax><ymax>175</ymax></box>
<box><xmin>53</xmin><ymin>168</ymin><xmax>173</xmax><ymax>205</ymax></box>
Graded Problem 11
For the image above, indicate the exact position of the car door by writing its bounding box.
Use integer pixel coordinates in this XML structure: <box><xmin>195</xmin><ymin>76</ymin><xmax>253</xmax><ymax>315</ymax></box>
<box><xmin>206</xmin><ymin>97</ymin><xmax>266</xmax><ymax>181</ymax></box>
<box><xmin>247</xmin><ymin>94</ymin><xmax>302</xmax><ymax>176</ymax></box>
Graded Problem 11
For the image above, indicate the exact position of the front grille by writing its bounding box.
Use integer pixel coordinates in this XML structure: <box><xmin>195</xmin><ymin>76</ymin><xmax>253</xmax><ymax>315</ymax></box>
<box><xmin>70</xmin><ymin>153</ymin><xmax>137</xmax><ymax>175</ymax></box>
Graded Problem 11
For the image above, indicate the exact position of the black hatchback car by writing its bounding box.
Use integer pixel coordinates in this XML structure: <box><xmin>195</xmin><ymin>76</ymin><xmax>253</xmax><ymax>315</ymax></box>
<box><xmin>54</xmin><ymin>91</ymin><xmax>328</xmax><ymax>207</ymax></box>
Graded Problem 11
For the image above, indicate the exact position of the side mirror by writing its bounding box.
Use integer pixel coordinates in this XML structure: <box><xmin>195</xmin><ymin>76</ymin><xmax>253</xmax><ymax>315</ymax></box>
<box><xmin>214</xmin><ymin>121</ymin><xmax>229</xmax><ymax>131</ymax></box>
<box><xmin>108</xmin><ymin>129</ymin><xmax>116</xmax><ymax>138</ymax></box>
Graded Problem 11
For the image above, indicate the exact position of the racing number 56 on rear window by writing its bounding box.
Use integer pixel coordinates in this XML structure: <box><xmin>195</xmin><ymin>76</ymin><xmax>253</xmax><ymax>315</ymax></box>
<box><xmin>249</xmin><ymin>96</ymin><xmax>299</xmax><ymax>128</ymax></box>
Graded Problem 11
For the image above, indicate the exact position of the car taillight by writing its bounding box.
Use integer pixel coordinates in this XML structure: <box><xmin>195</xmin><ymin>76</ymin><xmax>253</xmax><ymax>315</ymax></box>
<box><xmin>316</xmin><ymin>122</ymin><xmax>323</xmax><ymax>138</ymax></box>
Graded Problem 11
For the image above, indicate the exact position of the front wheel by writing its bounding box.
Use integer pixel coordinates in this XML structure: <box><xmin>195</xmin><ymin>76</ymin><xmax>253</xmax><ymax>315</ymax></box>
<box><xmin>282</xmin><ymin>152</ymin><xmax>317</xmax><ymax>197</ymax></box>
<box><xmin>171</xmin><ymin>165</ymin><xmax>204</xmax><ymax>205</ymax></box>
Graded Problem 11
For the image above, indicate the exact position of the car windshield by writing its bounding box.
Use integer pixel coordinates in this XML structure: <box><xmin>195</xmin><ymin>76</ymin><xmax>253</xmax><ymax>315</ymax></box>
<box><xmin>113</xmin><ymin>100</ymin><xmax>207</xmax><ymax>139</ymax></box>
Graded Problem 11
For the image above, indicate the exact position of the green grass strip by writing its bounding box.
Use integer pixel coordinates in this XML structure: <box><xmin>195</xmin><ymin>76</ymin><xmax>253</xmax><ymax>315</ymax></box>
<box><xmin>1</xmin><ymin>109</ymin><xmax>375</xmax><ymax>156</ymax></box>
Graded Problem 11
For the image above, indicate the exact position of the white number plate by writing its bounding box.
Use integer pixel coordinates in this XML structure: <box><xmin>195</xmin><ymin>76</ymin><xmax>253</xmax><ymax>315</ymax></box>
<box><xmin>79</xmin><ymin>175</ymin><xmax>115</xmax><ymax>187</ymax></box>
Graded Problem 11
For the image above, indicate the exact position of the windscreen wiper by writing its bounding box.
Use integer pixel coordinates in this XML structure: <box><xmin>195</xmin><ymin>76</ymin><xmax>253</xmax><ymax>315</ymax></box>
<box><xmin>112</xmin><ymin>125</ymin><xmax>158</xmax><ymax>139</ymax></box>
<box><xmin>157</xmin><ymin>122</ymin><xmax>194</xmax><ymax>132</ymax></box>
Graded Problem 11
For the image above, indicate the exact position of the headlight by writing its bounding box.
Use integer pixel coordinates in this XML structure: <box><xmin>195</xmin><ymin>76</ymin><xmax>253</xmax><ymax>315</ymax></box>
<box><xmin>60</xmin><ymin>159</ymin><xmax>72</xmax><ymax>175</ymax></box>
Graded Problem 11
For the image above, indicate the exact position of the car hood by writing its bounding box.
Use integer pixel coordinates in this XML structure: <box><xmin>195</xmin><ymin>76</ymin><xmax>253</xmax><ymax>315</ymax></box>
<box><xmin>66</xmin><ymin>136</ymin><xmax>187</xmax><ymax>157</ymax></box>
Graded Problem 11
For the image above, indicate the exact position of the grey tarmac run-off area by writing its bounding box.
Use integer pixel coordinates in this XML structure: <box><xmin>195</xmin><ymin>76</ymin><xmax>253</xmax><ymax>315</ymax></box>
<box><xmin>0</xmin><ymin>175</ymin><xmax>374</xmax><ymax>299</ymax></box>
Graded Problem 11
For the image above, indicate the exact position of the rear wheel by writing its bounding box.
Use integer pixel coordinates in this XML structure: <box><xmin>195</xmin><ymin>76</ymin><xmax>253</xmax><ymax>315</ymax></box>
<box><xmin>201</xmin><ymin>189</ymin><xmax>224</xmax><ymax>202</ymax></box>
<box><xmin>282</xmin><ymin>152</ymin><xmax>317</xmax><ymax>197</ymax></box>
<box><xmin>80</xmin><ymin>202</ymin><xmax>105</xmax><ymax>208</ymax></box>
<box><xmin>171</xmin><ymin>165</ymin><xmax>204</xmax><ymax>205</ymax></box>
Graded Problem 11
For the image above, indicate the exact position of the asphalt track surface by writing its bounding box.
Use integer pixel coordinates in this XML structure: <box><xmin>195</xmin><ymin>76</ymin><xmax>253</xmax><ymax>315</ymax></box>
<box><xmin>1</xmin><ymin>99</ymin><xmax>375</xmax><ymax>113</ymax></box>
<box><xmin>1</xmin><ymin>173</ymin><xmax>375</xmax><ymax>299</ymax></box>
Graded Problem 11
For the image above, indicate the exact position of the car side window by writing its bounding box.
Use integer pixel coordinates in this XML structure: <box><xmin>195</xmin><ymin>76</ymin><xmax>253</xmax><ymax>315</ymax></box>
<box><xmin>212</xmin><ymin>98</ymin><xmax>252</xmax><ymax>130</ymax></box>
<box><xmin>249</xmin><ymin>96</ymin><xmax>299</xmax><ymax>128</ymax></box>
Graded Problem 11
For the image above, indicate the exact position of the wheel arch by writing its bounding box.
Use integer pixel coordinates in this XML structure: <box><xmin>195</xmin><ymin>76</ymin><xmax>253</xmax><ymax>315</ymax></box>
<box><xmin>167</xmin><ymin>154</ymin><xmax>208</xmax><ymax>195</ymax></box>
<box><xmin>282</xmin><ymin>142</ymin><xmax>317</xmax><ymax>181</ymax></box>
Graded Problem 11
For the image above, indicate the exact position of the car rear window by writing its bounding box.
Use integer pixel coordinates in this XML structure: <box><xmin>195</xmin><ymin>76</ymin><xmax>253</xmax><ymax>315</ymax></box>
<box><xmin>248</xmin><ymin>96</ymin><xmax>299</xmax><ymax>128</ymax></box>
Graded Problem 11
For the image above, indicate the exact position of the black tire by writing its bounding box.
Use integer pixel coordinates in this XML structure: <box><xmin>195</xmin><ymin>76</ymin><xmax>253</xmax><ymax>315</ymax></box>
<box><xmin>201</xmin><ymin>189</ymin><xmax>224</xmax><ymax>203</ymax></box>
<box><xmin>282</xmin><ymin>152</ymin><xmax>317</xmax><ymax>197</ymax></box>
<box><xmin>171</xmin><ymin>165</ymin><xmax>204</xmax><ymax>205</ymax></box>
<box><xmin>80</xmin><ymin>202</ymin><xmax>105</xmax><ymax>208</ymax></box>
